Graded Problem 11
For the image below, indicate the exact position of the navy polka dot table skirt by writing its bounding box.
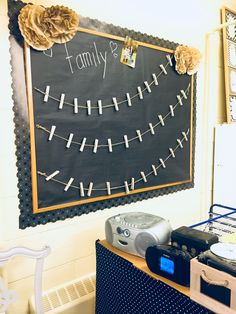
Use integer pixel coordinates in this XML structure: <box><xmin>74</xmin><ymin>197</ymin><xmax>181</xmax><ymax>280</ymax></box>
<box><xmin>95</xmin><ymin>241</ymin><xmax>214</xmax><ymax>314</ymax></box>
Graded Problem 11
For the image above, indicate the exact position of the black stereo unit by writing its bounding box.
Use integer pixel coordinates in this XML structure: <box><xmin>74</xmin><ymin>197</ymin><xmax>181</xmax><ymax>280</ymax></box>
<box><xmin>171</xmin><ymin>226</ymin><xmax>218</xmax><ymax>257</ymax></box>
<box><xmin>145</xmin><ymin>244</ymin><xmax>192</xmax><ymax>286</ymax></box>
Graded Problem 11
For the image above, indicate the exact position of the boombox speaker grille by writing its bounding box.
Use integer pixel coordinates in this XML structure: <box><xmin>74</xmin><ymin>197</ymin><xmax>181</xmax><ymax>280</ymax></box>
<box><xmin>135</xmin><ymin>232</ymin><xmax>157</xmax><ymax>257</ymax></box>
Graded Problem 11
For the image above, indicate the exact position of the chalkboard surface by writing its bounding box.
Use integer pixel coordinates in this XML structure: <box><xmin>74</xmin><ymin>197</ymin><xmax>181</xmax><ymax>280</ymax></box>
<box><xmin>25</xmin><ymin>27</ymin><xmax>194</xmax><ymax>213</ymax></box>
<box><xmin>8</xmin><ymin>0</ymin><xmax>196</xmax><ymax>227</ymax></box>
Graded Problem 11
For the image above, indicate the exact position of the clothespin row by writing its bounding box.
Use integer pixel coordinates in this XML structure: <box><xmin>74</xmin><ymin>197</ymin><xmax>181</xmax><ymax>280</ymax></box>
<box><xmin>53</xmin><ymin>177</ymin><xmax>131</xmax><ymax>197</ymax></box>
<box><xmin>43</xmin><ymin>171</ymin><xmax>135</xmax><ymax>197</ymax></box>
<box><xmin>40</xmin><ymin>128</ymin><xmax>190</xmax><ymax>200</ymax></box>
<box><xmin>40</xmin><ymin>106</ymin><xmax>173</xmax><ymax>152</ymax></box>
<box><xmin>44</xmin><ymin>124</ymin><xmax>155</xmax><ymax>152</ymax></box>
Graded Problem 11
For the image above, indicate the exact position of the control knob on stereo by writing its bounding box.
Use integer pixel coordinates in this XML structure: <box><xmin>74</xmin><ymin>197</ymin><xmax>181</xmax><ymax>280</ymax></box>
<box><xmin>124</xmin><ymin>229</ymin><xmax>130</xmax><ymax>237</ymax></box>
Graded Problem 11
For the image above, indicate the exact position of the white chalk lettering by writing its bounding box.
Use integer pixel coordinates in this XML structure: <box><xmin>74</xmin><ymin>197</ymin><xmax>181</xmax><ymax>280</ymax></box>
<box><xmin>82</xmin><ymin>52</ymin><xmax>93</xmax><ymax>67</ymax></box>
<box><xmin>94</xmin><ymin>42</ymin><xmax>101</xmax><ymax>64</ymax></box>
<box><xmin>43</xmin><ymin>48</ymin><xmax>53</xmax><ymax>58</ymax></box>
<box><xmin>76</xmin><ymin>54</ymin><xmax>86</xmax><ymax>69</ymax></box>
<box><xmin>92</xmin><ymin>52</ymin><xmax>97</xmax><ymax>67</ymax></box>
<box><xmin>61</xmin><ymin>41</ymin><xmax>116</xmax><ymax>79</ymax></box>
<box><xmin>99</xmin><ymin>51</ymin><xmax>107</xmax><ymax>79</ymax></box>
<box><xmin>109</xmin><ymin>41</ymin><xmax>118</xmax><ymax>58</ymax></box>
<box><xmin>64</xmin><ymin>43</ymin><xmax>74</xmax><ymax>74</ymax></box>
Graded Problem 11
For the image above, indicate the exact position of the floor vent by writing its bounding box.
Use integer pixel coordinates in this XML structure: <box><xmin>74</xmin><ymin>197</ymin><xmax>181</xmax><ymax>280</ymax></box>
<box><xmin>29</xmin><ymin>272</ymin><xmax>96</xmax><ymax>314</ymax></box>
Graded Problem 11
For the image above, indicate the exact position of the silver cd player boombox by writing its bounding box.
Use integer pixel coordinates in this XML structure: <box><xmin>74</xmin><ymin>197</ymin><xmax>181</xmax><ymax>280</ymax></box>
<box><xmin>105</xmin><ymin>212</ymin><xmax>172</xmax><ymax>257</ymax></box>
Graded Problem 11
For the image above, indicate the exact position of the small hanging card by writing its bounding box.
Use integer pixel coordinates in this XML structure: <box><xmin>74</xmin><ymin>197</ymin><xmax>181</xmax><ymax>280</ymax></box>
<box><xmin>120</xmin><ymin>36</ymin><xmax>138</xmax><ymax>68</ymax></box>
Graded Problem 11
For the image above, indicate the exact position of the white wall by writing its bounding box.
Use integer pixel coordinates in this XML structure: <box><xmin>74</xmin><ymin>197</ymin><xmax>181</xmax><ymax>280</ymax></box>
<box><xmin>213</xmin><ymin>124</ymin><xmax>236</xmax><ymax>207</ymax></box>
<box><xmin>0</xmin><ymin>0</ymin><xmax>235</xmax><ymax>313</ymax></box>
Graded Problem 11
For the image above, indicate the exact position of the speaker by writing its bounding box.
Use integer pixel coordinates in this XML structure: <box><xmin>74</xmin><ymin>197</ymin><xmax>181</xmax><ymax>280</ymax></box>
<box><xmin>135</xmin><ymin>232</ymin><xmax>157</xmax><ymax>257</ymax></box>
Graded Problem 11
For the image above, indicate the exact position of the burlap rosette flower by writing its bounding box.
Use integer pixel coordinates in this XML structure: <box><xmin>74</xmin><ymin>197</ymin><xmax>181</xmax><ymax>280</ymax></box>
<box><xmin>174</xmin><ymin>45</ymin><xmax>201</xmax><ymax>75</ymax></box>
<box><xmin>18</xmin><ymin>4</ymin><xmax>52</xmax><ymax>50</ymax></box>
<box><xmin>18</xmin><ymin>4</ymin><xmax>79</xmax><ymax>51</ymax></box>
<box><xmin>41</xmin><ymin>5</ymin><xmax>79</xmax><ymax>44</ymax></box>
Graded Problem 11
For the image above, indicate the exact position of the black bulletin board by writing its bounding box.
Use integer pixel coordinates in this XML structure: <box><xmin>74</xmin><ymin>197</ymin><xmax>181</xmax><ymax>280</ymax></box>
<box><xmin>8</xmin><ymin>0</ymin><xmax>196</xmax><ymax>228</ymax></box>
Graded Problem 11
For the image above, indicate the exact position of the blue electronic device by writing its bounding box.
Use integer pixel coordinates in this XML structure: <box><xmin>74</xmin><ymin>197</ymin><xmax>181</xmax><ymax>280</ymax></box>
<box><xmin>145</xmin><ymin>244</ymin><xmax>192</xmax><ymax>286</ymax></box>
<box><xmin>160</xmin><ymin>256</ymin><xmax>175</xmax><ymax>274</ymax></box>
